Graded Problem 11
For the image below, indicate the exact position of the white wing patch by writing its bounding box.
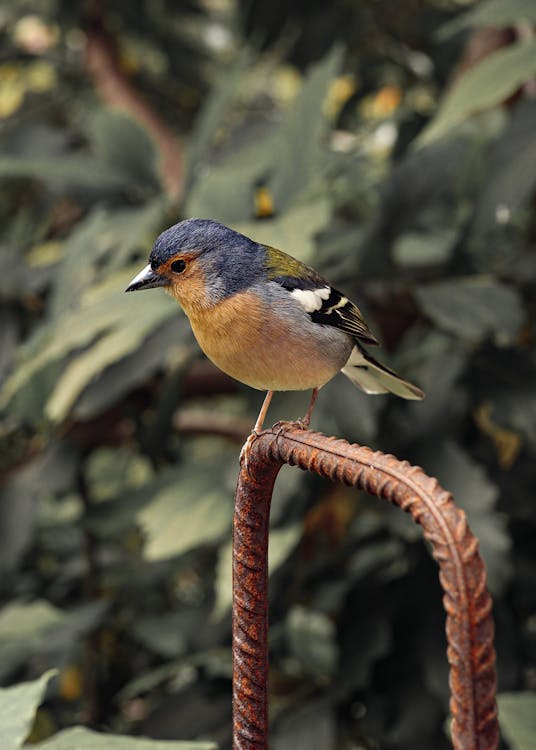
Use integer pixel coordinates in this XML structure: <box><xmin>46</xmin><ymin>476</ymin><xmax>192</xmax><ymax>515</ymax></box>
<box><xmin>290</xmin><ymin>286</ymin><xmax>331</xmax><ymax>313</ymax></box>
<box><xmin>326</xmin><ymin>296</ymin><xmax>349</xmax><ymax>314</ymax></box>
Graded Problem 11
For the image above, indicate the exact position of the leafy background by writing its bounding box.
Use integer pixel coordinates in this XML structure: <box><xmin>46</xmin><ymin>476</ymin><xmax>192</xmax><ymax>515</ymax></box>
<box><xmin>0</xmin><ymin>0</ymin><xmax>535</xmax><ymax>748</ymax></box>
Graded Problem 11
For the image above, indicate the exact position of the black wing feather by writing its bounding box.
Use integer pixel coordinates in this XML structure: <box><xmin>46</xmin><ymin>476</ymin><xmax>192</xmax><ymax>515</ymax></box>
<box><xmin>310</xmin><ymin>286</ymin><xmax>379</xmax><ymax>345</ymax></box>
<box><xmin>273</xmin><ymin>275</ymin><xmax>379</xmax><ymax>346</ymax></box>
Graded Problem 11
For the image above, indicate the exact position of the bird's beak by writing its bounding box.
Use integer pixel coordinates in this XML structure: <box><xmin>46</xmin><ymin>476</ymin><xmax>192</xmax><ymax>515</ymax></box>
<box><xmin>125</xmin><ymin>264</ymin><xmax>170</xmax><ymax>292</ymax></box>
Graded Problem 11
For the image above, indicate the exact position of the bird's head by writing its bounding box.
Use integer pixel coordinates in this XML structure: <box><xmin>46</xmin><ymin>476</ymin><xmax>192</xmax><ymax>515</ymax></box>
<box><xmin>125</xmin><ymin>218</ymin><xmax>265</xmax><ymax>310</ymax></box>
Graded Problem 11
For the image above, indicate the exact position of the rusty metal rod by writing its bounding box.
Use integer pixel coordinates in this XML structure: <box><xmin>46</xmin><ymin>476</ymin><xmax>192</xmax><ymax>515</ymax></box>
<box><xmin>232</xmin><ymin>426</ymin><xmax>498</xmax><ymax>750</ymax></box>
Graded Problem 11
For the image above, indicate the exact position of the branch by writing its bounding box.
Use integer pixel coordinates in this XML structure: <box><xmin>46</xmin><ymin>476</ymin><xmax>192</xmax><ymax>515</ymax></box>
<box><xmin>84</xmin><ymin>4</ymin><xmax>184</xmax><ymax>203</ymax></box>
<box><xmin>173</xmin><ymin>409</ymin><xmax>251</xmax><ymax>444</ymax></box>
<box><xmin>233</xmin><ymin>426</ymin><xmax>498</xmax><ymax>750</ymax></box>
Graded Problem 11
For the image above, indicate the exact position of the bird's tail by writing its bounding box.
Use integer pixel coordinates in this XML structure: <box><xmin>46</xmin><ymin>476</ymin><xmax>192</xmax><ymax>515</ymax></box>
<box><xmin>341</xmin><ymin>346</ymin><xmax>424</xmax><ymax>400</ymax></box>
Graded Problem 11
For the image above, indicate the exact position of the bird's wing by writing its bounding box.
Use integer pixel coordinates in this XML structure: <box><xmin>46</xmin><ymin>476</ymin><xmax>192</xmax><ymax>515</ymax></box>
<box><xmin>264</xmin><ymin>246</ymin><xmax>379</xmax><ymax>346</ymax></box>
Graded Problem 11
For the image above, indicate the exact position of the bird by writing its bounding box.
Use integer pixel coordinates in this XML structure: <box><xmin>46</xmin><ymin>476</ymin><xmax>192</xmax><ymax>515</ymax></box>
<box><xmin>125</xmin><ymin>218</ymin><xmax>424</xmax><ymax>433</ymax></box>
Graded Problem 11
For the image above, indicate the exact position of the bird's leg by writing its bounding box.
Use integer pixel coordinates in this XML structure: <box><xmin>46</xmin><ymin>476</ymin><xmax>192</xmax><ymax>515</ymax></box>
<box><xmin>240</xmin><ymin>391</ymin><xmax>274</xmax><ymax>474</ymax></box>
<box><xmin>253</xmin><ymin>390</ymin><xmax>274</xmax><ymax>433</ymax></box>
<box><xmin>300</xmin><ymin>387</ymin><xmax>319</xmax><ymax>428</ymax></box>
<box><xmin>273</xmin><ymin>387</ymin><xmax>319</xmax><ymax>435</ymax></box>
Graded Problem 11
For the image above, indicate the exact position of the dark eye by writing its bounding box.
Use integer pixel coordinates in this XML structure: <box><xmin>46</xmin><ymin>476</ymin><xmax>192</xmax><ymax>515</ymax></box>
<box><xmin>170</xmin><ymin>259</ymin><xmax>186</xmax><ymax>274</ymax></box>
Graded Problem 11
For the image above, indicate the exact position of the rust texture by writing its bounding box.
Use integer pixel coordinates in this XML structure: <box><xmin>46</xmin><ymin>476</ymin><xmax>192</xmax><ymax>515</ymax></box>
<box><xmin>233</xmin><ymin>426</ymin><xmax>498</xmax><ymax>750</ymax></box>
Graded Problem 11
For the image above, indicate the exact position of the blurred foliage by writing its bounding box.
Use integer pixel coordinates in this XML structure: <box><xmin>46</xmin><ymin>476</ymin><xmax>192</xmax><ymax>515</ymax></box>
<box><xmin>0</xmin><ymin>0</ymin><xmax>535</xmax><ymax>748</ymax></box>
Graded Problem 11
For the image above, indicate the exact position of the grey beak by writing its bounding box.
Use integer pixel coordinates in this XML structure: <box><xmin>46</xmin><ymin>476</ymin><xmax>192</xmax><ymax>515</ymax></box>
<box><xmin>125</xmin><ymin>264</ymin><xmax>170</xmax><ymax>292</ymax></box>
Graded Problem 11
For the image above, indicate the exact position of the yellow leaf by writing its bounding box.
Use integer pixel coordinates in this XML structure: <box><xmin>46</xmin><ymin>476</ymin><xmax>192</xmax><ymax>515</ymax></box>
<box><xmin>304</xmin><ymin>486</ymin><xmax>354</xmax><ymax>545</ymax></box>
<box><xmin>273</xmin><ymin>66</ymin><xmax>302</xmax><ymax>104</ymax></box>
<box><xmin>27</xmin><ymin>241</ymin><xmax>64</xmax><ymax>267</ymax></box>
<box><xmin>25</xmin><ymin>61</ymin><xmax>57</xmax><ymax>93</ymax></box>
<box><xmin>254</xmin><ymin>186</ymin><xmax>275</xmax><ymax>218</ymax></box>
<box><xmin>59</xmin><ymin>665</ymin><xmax>83</xmax><ymax>702</ymax></box>
<box><xmin>474</xmin><ymin>402</ymin><xmax>522</xmax><ymax>469</ymax></box>
<box><xmin>361</xmin><ymin>84</ymin><xmax>402</xmax><ymax>120</ymax></box>
<box><xmin>324</xmin><ymin>74</ymin><xmax>358</xmax><ymax>118</ymax></box>
<box><xmin>0</xmin><ymin>65</ymin><xmax>25</xmax><ymax>118</ymax></box>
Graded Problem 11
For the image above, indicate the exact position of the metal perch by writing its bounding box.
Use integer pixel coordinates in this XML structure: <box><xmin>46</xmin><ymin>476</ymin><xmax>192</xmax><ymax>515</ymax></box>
<box><xmin>233</xmin><ymin>426</ymin><xmax>498</xmax><ymax>750</ymax></box>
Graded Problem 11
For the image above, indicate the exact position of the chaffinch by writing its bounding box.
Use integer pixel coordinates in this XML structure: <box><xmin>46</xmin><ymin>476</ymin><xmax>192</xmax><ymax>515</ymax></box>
<box><xmin>126</xmin><ymin>218</ymin><xmax>424</xmax><ymax>431</ymax></box>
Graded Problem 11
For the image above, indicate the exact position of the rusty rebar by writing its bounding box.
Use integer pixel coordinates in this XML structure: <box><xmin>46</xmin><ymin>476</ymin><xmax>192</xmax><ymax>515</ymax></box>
<box><xmin>232</xmin><ymin>426</ymin><xmax>498</xmax><ymax>750</ymax></box>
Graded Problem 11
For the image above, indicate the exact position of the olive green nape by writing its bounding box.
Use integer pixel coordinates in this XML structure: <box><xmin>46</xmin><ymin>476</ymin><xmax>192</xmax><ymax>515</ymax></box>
<box><xmin>264</xmin><ymin>246</ymin><xmax>323</xmax><ymax>282</ymax></box>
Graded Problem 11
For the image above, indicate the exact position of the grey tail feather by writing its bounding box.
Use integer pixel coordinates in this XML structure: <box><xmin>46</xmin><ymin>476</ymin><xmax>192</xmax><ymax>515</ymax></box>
<box><xmin>341</xmin><ymin>346</ymin><xmax>425</xmax><ymax>401</ymax></box>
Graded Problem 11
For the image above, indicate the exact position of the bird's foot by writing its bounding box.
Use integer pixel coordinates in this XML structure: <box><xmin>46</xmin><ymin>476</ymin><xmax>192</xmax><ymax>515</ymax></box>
<box><xmin>272</xmin><ymin>418</ymin><xmax>310</xmax><ymax>436</ymax></box>
<box><xmin>240</xmin><ymin>430</ymin><xmax>261</xmax><ymax>478</ymax></box>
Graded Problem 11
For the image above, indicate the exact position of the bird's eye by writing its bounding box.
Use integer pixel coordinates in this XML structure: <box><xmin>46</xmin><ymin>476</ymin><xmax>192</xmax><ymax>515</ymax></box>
<box><xmin>170</xmin><ymin>259</ymin><xmax>187</xmax><ymax>274</ymax></box>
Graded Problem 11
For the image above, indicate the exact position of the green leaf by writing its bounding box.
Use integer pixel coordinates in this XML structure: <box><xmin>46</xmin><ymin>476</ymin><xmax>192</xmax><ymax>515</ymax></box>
<box><xmin>267</xmin><ymin>44</ymin><xmax>343</xmax><ymax>210</ymax></box>
<box><xmin>347</xmin><ymin>538</ymin><xmax>407</xmax><ymax>581</ymax></box>
<box><xmin>285</xmin><ymin>605</ymin><xmax>338</xmax><ymax>680</ymax></box>
<box><xmin>185</xmin><ymin>155</ymin><xmax>266</xmax><ymax>223</ymax></box>
<box><xmin>387</xmin><ymin>331</ymin><xmax>467</xmax><ymax>443</ymax></box>
<box><xmin>85</xmin><ymin>447</ymin><xmax>153</xmax><ymax>502</ymax></box>
<box><xmin>131</xmin><ymin>613</ymin><xmax>188</xmax><ymax>658</ymax></box>
<box><xmin>0</xmin><ymin>670</ymin><xmax>57</xmax><ymax>750</ymax></box>
<box><xmin>235</xmin><ymin>198</ymin><xmax>332</xmax><ymax>264</ymax></box>
<box><xmin>50</xmin><ymin>200</ymin><xmax>167</xmax><ymax>318</ymax></box>
<box><xmin>438</xmin><ymin>0</ymin><xmax>536</xmax><ymax>39</ymax></box>
<box><xmin>0</xmin><ymin>444</ymin><xmax>76</xmax><ymax>574</ymax></box>
<box><xmin>415</xmin><ymin>277</ymin><xmax>524</xmax><ymax>344</ymax></box>
<box><xmin>45</xmin><ymin>311</ymin><xmax>173</xmax><ymax>422</ymax></box>
<box><xmin>337</xmin><ymin>615</ymin><xmax>392</xmax><ymax>695</ymax></box>
<box><xmin>187</xmin><ymin>46</ymin><xmax>255</xmax><ymax>176</ymax></box>
<box><xmin>0</xmin><ymin>156</ymin><xmax>128</xmax><ymax>189</ymax></box>
<box><xmin>490</xmin><ymin>385</ymin><xmax>536</xmax><ymax>450</ymax></box>
<box><xmin>88</xmin><ymin>110</ymin><xmax>161</xmax><ymax>193</ymax></box>
<box><xmin>1</xmin><ymin>265</ymin><xmax>177</xmax><ymax>422</ymax></box>
<box><xmin>0</xmin><ymin>310</ymin><xmax>18</xmax><ymax>382</ymax></box>
<box><xmin>392</xmin><ymin>228</ymin><xmax>457</xmax><ymax>267</ymax></box>
<box><xmin>117</xmin><ymin>661</ymin><xmax>186</xmax><ymax>703</ymax></box>
<box><xmin>138</xmin><ymin>462</ymin><xmax>235</xmax><ymax>561</ymax></box>
<box><xmin>73</xmin><ymin>317</ymin><xmax>190</xmax><ymax>421</ymax></box>
<box><xmin>470</xmin><ymin>100</ymin><xmax>536</xmax><ymax>248</ymax></box>
<box><xmin>0</xmin><ymin>600</ymin><xmax>106</xmax><ymax>684</ymax></box>
<box><xmin>272</xmin><ymin>700</ymin><xmax>335</xmax><ymax>750</ymax></box>
<box><xmin>497</xmin><ymin>692</ymin><xmax>536</xmax><ymax>750</ymax></box>
<box><xmin>417</xmin><ymin>39</ymin><xmax>536</xmax><ymax>146</ymax></box>
<box><xmin>321</xmin><ymin>374</ymin><xmax>383</xmax><ymax>445</ymax></box>
<box><xmin>213</xmin><ymin>522</ymin><xmax>301</xmax><ymax>619</ymax></box>
<box><xmin>34</xmin><ymin>727</ymin><xmax>217</xmax><ymax>750</ymax></box>
<box><xmin>185</xmin><ymin>46</ymin><xmax>342</xmax><ymax>222</ymax></box>
<box><xmin>0</xmin><ymin>601</ymin><xmax>65</xmax><ymax>681</ymax></box>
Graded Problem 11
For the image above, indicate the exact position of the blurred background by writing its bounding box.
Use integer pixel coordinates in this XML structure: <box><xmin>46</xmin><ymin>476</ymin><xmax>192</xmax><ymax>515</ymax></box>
<box><xmin>0</xmin><ymin>1</ymin><xmax>535</xmax><ymax>748</ymax></box>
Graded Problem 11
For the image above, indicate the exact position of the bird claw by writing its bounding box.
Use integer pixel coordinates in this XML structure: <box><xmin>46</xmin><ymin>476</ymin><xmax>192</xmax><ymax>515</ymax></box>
<box><xmin>272</xmin><ymin>419</ymin><xmax>310</xmax><ymax>436</ymax></box>
<box><xmin>240</xmin><ymin>430</ymin><xmax>261</xmax><ymax>478</ymax></box>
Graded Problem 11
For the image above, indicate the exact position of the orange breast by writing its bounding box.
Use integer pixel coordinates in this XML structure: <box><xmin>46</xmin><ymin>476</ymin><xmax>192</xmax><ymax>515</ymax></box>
<box><xmin>183</xmin><ymin>291</ymin><xmax>346</xmax><ymax>391</ymax></box>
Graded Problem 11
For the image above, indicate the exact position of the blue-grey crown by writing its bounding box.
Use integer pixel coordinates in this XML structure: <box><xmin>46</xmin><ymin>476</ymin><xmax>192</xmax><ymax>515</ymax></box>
<box><xmin>149</xmin><ymin>218</ymin><xmax>266</xmax><ymax>297</ymax></box>
<box><xmin>149</xmin><ymin>219</ymin><xmax>258</xmax><ymax>265</ymax></box>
